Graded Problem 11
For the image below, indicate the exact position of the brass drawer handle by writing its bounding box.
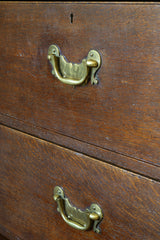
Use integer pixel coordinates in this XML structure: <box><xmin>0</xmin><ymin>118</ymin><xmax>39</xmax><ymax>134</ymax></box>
<box><xmin>48</xmin><ymin>45</ymin><xmax>101</xmax><ymax>86</ymax></box>
<box><xmin>53</xmin><ymin>186</ymin><xmax>103</xmax><ymax>233</ymax></box>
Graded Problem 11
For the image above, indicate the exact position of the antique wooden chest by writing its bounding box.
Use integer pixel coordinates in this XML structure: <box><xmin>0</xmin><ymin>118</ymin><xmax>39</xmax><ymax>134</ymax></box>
<box><xmin>0</xmin><ymin>2</ymin><xmax>160</xmax><ymax>240</ymax></box>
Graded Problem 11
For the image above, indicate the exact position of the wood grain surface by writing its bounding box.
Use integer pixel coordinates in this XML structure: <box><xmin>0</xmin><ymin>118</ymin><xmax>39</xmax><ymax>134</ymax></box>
<box><xmin>0</xmin><ymin>2</ymin><xmax>160</xmax><ymax>175</ymax></box>
<box><xmin>1</xmin><ymin>114</ymin><xmax>160</xmax><ymax>182</ymax></box>
<box><xmin>0</xmin><ymin>125</ymin><xmax>160</xmax><ymax>240</ymax></box>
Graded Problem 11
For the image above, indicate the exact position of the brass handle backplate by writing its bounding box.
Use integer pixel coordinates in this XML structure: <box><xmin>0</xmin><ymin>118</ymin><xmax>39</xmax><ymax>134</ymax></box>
<box><xmin>48</xmin><ymin>45</ymin><xmax>101</xmax><ymax>86</ymax></box>
<box><xmin>53</xmin><ymin>186</ymin><xmax>103</xmax><ymax>233</ymax></box>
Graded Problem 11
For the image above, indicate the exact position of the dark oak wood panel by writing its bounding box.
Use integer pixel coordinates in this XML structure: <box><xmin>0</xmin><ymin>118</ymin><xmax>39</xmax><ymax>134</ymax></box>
<box><xmin>0</xmin><ymin>125</ymin><xmax>160</xmax><ymax>240</ymax></box>
<box><xmin>0</xmin><ymin>234</ymin><xmax>9</xmax><ymax>240</ymax></box>
<box><xmin>1</xmin><ymin>113</ymin><xmax>160</xmax><ymax>182</ymax></box>
<box><xmin>0</xmin><ymin>3</ymin><xmax>160</xmax><ymax>169</ymax></box>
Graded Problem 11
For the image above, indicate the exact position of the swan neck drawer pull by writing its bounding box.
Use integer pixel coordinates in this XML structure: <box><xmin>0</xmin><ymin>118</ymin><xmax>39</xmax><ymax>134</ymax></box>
<box><xmin>53</xmin><ymin>186</ymin><xmax>103</xmax><ymax>233</ymax></box>
<box><xmin>48</xmin><ymin>45</ymin><xmax>101</xmax><ymax>86</ymax></box>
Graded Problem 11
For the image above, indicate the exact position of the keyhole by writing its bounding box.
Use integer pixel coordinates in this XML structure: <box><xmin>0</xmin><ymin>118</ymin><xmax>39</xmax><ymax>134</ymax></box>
<box><xmin>70</xmin><ymin>13</ymin><xmax>73</xmax><ymax>23</ymax></box>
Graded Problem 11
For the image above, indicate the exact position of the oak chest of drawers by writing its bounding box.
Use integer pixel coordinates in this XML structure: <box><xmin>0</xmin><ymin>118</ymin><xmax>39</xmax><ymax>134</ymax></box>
<box><xmin>0</xmin><ymin>2</ymin><xmax>160</xmax><ymax>240</ymax></box>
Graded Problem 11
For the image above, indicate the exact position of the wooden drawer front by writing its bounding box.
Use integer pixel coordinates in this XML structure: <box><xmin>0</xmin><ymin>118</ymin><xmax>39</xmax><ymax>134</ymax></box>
<box><xmin>0</xmin><ymin>125</ymin><xmax>160</xmax><ymax>240</ymax></box>
<box><xmin>1</xmin><ymin>2</ymin><xmax>160</xmax><ymax>168</ymax></box>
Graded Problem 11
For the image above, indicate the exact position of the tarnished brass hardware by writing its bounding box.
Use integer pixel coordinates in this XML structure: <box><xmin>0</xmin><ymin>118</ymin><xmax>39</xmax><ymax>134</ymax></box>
<box><xmin>53</xmin><ymin>186</ymin><xmax>103</xmax><ymax>233</ymax></box>
<box><xmin>48</xmin><ymin>45</ymin><xmax>101</xmax><ymax>86</ymax></box>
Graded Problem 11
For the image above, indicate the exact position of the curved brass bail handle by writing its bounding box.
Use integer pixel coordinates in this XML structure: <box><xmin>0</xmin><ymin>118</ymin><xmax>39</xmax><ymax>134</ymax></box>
<box><xmin>55</xmin><ymin>197</ymin><xmax>91</xmax><ymax>231</ymax></box>
<box><xmin>53</xmin><ymin>186</ymin><xmax>103</xmax><ymax>233</ymax></box>
<box><xmin>48</xmin><ymin>45</ymin><xmax>101</xmax><ymax>86</ymax></box>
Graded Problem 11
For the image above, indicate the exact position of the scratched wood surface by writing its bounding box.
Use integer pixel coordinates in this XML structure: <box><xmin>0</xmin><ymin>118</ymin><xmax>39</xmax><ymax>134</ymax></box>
<box><xmin>0</xmin><ymin>125</ymin><xmax>160</xmax><ymax>240</ymax></box>
<box><xmin>0</xmin><ymin>2</ymin><xmax>160</xmax><ymax>178</ymax></box>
